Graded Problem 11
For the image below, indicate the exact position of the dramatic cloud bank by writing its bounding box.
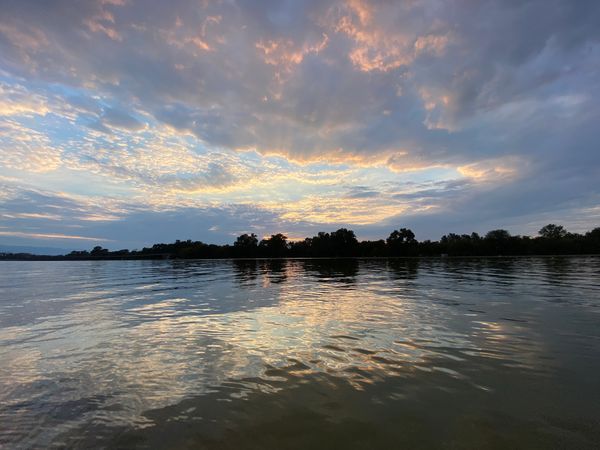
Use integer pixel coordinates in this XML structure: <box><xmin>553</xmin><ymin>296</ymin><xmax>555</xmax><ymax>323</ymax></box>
<box><xmin>0</xmin><ymin>0</ymin><xmax>599</xmax><ymax>250</ymax></box>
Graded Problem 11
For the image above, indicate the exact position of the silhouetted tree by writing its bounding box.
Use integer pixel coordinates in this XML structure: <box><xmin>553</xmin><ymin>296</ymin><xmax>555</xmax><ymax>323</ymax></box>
<box><xmin>387</xmin><ymin>228</ymin><xmax>416</xmax><ymax>244</ymax></box>
<box><xmin>586</xmin><ymin>227</ymin><xmax>600</xmax><ymax>244</ymax></box>
<box><xmin>387</xmin><ymin>228</ymin><xmax>417</xmax><ymax>256</ymax></box>
<box><xmin>310</xmin><ymin>232</ymin><xmax>332</xmax><ymax>256</ymax></box>
<box><xmin>538</xmin><ymin>224</ymin><xmax>567</xmax><ymax>239</ymax></box>
<box><xmin>4</xmin><ymin>224</ymin><xmax>600</xmax><ymax>261</ymax></box>
<box><xmin>484</xmin><ymin>229</ymin><xmax>512</xmax><ymax>255</ymax></box>
<box><xmin>330</xmin><ymin>228</ymin><xmax>359</xmax><ymax>256</ymax></box>
<box><xmin>259</xmin><ymin>233</ymin><xmax>288</xmax><ymax>257</ymax></box>
<box><xmin>358</xmin><ymin>239</ymin><xmax>386</xmax><ymax>257</ymax></box>
<box><xmin>288</xmin><ymin>238</ymin><xmax>312</xmax><ymax>257</ymax></box>
<box><xmin>581</xmin><ymin>227</ymin><xmax>600</xmax><ymax>254</ymax></box>
<box><xmin>441</xmin><ymin>233</ymin><xmax>475</xmax><ymax>256</ymax></box>
<box><xmin>485</xmin><ymin>229</ymin><xmax>511</xmax><ymax>241</ymax></box>
<box><xmin>233</xmin><ymin>233</ymin><xmax>258</xmax><ymax>257</ymax></box>
<box><xmin>90</xmin><ymin>246</ymin><xmax>109</xmax><ymax>256</ymax></box>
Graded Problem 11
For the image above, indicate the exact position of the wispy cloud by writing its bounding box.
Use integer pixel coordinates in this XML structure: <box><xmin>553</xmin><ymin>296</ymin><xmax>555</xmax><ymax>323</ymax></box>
<box><xmin>0</xmin><ymin>230</ymin><xmax>111</xmax><ymax>241</ymax></box>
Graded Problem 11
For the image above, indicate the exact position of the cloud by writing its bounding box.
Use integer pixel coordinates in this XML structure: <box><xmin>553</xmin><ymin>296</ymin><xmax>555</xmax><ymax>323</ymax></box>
<box><xmin>0</xmin><ymin>230</ymin><xmax>111</xmax><ymax>242</ymax></box>
<box><xmin>0</xmin><ymin>82</ymin><xmax>49</xmax><ymax>116</ymax></box>
<box><xmin>1</xmin><ymin>1</ymin><xmax>597</xmax><ymax>163</ymax></box>
<box><xmin>0</xmin><ymin>0</ymin><xmax>598</xmax><ymax>246</ymax></box>
<box><xmin>0</xmin><ymin>119</ymin><xmax>62</xmax><ymax>172</ymax></box>
<box><xmin>101</xmin><ymin>107</ymin><xmax>145</xmax><ymax>131</ymax></box>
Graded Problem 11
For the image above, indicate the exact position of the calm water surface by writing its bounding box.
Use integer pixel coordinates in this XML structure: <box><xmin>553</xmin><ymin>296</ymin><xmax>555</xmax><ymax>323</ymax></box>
<box><xmin>1</xmin><ymin>257</ymin><xmax>599</xmax><ymax>449</ymax></box>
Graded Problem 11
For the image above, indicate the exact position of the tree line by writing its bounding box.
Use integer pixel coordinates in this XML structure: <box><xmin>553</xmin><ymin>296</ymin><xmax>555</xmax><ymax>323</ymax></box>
<box><xmin>2</xmin><ymin>224</ymin><xmax>598</xmax><ymax>260</ymax></box>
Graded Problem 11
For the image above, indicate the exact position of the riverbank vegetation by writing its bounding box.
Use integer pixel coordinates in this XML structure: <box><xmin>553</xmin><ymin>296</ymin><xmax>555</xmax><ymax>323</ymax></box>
<box><xmin>1</xmin><ymin>224</ymin><xmax>599</xmax><ymax>260</ymax></box>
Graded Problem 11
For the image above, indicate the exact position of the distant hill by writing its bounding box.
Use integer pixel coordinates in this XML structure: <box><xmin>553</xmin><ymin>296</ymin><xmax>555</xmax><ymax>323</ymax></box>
<box><xmin>0</xmin><ymin>245</ymin><xmax>73</xmax><ymax>256</ymax></box>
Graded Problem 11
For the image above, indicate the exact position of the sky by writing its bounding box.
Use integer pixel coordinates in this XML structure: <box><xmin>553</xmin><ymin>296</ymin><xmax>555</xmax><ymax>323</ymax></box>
<box><xmin>0</xmin><ymin>0</ymin><xmax>599</xmax><ymax>251</ymax></box>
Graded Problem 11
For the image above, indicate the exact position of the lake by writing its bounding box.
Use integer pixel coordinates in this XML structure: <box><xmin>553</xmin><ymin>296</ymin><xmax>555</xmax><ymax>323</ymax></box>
<box><xmin>1</xmin><ymin>257</ymin><xmax>599</xmax><ymax>449</ymax></box>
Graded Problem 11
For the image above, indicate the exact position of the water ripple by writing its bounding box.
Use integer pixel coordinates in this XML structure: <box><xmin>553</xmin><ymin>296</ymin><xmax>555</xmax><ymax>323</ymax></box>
<box><xmin>1</xmin><ymin>257</ymin><xmax>599</xmax><ymax>448</ymax></box>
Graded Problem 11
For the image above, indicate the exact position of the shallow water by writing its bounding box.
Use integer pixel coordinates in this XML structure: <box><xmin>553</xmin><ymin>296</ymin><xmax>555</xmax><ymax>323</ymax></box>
<box><xmin>1</xmin><ymin>257</ymin><xmax>599</xmax><ymax>449</ymax></box>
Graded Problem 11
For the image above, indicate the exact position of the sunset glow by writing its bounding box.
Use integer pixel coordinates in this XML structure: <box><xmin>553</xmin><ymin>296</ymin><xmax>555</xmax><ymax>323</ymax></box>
<box><xmin>0</xmin><ymin>0</ymin><xmax>598</xmax><ymax>250</ymax></box>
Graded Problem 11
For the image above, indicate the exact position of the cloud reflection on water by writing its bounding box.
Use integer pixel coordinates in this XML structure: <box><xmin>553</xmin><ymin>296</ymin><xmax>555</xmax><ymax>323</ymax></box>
<box><xmin>0</xmin><ymin>258</ymin><xmax>599</xmax><ymax>448</ymax></box>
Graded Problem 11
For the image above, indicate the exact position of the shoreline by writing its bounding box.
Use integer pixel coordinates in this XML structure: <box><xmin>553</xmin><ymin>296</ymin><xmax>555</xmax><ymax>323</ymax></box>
<box><xmin>1</xmin><ymin>254</ymin><xmax>599</xmax><ymax>262</ymax></box>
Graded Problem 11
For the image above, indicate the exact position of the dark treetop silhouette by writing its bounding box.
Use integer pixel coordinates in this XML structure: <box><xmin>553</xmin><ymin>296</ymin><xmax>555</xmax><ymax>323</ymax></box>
<box><xmin>1</xmin><ymin>224</ymin><xmax>599</xmax><ymax>260</ymax></box>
